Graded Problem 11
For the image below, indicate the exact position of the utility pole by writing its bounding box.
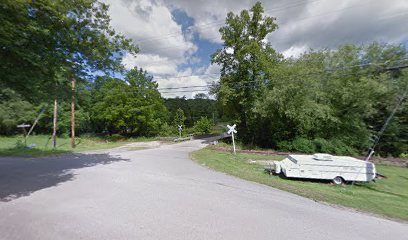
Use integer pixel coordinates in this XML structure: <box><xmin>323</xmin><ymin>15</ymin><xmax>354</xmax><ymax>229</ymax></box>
<box><xmin>52</xmin><ymin>97</ymin><xmax>58</xmax><ymax>148</ymax></box>
<box><xmin>366</xmin><ymin>86</ymin><xmax>407</xmax><ymax>161</ymax></box>
<box><xmin>71</xmin><ymin>77</ymin><xmax>76</xmax><ymax>148</ymax></box>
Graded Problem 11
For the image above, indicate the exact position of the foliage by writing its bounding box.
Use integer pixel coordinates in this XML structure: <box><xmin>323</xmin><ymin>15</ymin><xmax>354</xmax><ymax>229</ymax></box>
<box><xmin>213</xmin><ymin>2</ymin><xmax>408</xmax><ymax>156</ymax></box>
<box><xmin>91</xmin><ymin>68</ymin><xmax>168</xmax><ymax>136</ymax></box>
<box><xmin>165</xmin><ymin>97</ymin><xmax>219</xmax><ymax>127</ymax></box>
<box><xmin>277</xmin><ymin>137</ymin><xmax>358</xmax><ymax>155</ymax></box>
<box><xmin>193</xmin><ymin>117</ymin><xmax>213</xmax><ymax>134</ymax></box>
<box><xmin>0</xmin><ymin>89</ymin><xmax>38</xmax><ymax>135</ymax></box>
<box><xmin>173</xmin><ymin>108</ymin><xmax>186</xmax><ymax>128</ymax></box>
<box><xmin>212</xmin><ymin>1</ymin><xmax>281</xmax><ymax>143</ymax></box>
<box><xmin>277</xmin><ymin>138</ymin><xmax>314</xmax><ymax>153</ymax></box>
<box><xmin>0</xmin><ymin>0</ymin><xmax>138</xmax><ymax>101</ymax></box>
<box><xmin>160</xmin><ymin>122</ymin><xmax>176</xmax><ymax>137</ymax></box>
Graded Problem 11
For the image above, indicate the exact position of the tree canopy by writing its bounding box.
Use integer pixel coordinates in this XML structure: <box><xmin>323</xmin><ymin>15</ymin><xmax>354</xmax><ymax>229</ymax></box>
<box><xmin>212</xmin><ymin>1</ymin><xmax>281</xmax><ymax>143</ymax></box>
<box><xmin>0</xmin><ymin>0</ymin><xmax>138</xmax><ymax>101</ymax></box>
<box><xmin>212</xmin><ymin>1</ymin><xmax>408</xmax><ymax>156</ymax></box>
<box><xmin>91</xmin><ymin>68</ymin><xmax>167</xmax><ymax>136</ymax></box>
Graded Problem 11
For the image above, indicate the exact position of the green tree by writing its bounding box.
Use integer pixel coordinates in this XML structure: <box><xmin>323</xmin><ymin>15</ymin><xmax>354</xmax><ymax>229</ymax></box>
<box><xmin>0</xmin><ymin>0</ymin><xmax>138</xmax><ymax>101</ymax></box>
<box><xmin>0</xmin><ymin>89</ymin><xmax>37</xmax><ymax>135</ymax></box>
<box><xmin>256</xmin><ymin>43</ymin><xmax>408</xmax><ymax>155</ymax></box>
<box><xmin>165</xmin><ymin>97</ymin><xmax>219</xmax><ymax>127</ymax></box>
<box><xmin>174</xmin><ymin>108</ymin><xmax>186</xmax><ymax>129</ymax></box>
<box><xmin>194</xmin><ymin>117</ymin><xmax>213</xmax><ymax>134</ymax></box>
<box><xmin>91</xmin><ymin>68</ymin><xmax>167</xmax><ymax>136</ymax></box>
<box><xmin>212</xmin><ymin>1</ymin><xmax>281</xmax><ymax>144</ymax></box>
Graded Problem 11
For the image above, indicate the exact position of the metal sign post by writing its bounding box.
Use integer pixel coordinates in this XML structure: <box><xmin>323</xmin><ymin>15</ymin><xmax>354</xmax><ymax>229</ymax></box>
<box><xmin>227</xmin><ymin>124</ymin><xmax>237</xmax><ymax>155</ymax></box>
<box><xmin>17</xmin><ymin>123</ymin><xmax>31</xmax><ymax>146</ymax></box>
<box><xmin>178</xmin><ymin>125</ymin><xmax>183</xmax><ymax>138</ymax></box>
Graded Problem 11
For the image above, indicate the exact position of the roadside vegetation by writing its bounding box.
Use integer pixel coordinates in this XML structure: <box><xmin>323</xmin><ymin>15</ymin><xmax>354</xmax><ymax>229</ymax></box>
<box><xmin>0</xmin><ymin>135</ymin><xmax>154</xmax><ymax>157</ymax></box>
<box><xmin>1</xmin><ymin>1</ymin><xmax>406</xmax><ymax>158</ymax></box>
<box><xmin>192</xmin><ymin>147</ymin><xmax>408</xmax><ymax>222</ymax></box>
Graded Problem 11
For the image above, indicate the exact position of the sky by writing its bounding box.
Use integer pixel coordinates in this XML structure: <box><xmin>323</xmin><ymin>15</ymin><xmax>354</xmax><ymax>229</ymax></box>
<box><xmin>103</xmin><ymin>0</ymin><xmax>408</xmax><ymax>98</ymax></box>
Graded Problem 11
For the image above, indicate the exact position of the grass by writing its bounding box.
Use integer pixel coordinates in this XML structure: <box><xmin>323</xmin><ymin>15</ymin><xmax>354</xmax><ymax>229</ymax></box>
<box><xmin>0</xmin><ymin>135</ymin><xmax>155</xmax><ymax>157</ymax></box>
<box><xmin>191</xmin><ymin>148</ymin><xmax>408</xmax><ymax>222</ymax></box>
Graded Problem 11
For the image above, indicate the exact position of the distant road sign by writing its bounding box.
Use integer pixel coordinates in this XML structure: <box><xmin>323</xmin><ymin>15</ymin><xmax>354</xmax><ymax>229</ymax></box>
<box><xmin>227</xmin><ymin>124</ymin><xmax>237</xmax><ymax>134</ymax></box>
<box><xmin>17</xmin><ymin>124</ymin><xmax>31</xmax><ymax>128</ymax></box>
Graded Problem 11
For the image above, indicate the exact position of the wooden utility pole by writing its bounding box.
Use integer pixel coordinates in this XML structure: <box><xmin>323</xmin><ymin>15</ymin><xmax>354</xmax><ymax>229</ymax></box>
<box><xmin>52</xmin><ymin>97</ymin><xmax>58</xmax><ymax>148</ymax></box>
<box><xmin>71</xmin><ymin>77</ymin><xmax>76</xmax><ymax>148</ymax></box>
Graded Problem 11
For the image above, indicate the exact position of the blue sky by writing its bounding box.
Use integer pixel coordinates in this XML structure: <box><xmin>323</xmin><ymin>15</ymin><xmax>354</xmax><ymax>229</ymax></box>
<box><xmin>104</xmin><ymin>0</ymin><xmax>408</xmax><ymax>98</ymax></box>
<box><xmin>171</xmin><ymin>9</ymin><xmax>222</xmax><ymax>73</ymax></box>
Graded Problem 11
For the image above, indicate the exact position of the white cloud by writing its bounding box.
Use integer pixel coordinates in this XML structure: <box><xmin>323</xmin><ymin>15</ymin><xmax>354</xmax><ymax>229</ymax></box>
<box><xmin>156</xmin><ymin>64</ymin><xmax>220</xmax><ymax>98</ymax></box>
<box><xmin>104</xmin><ymin>0</ymin><xmax>408</xmax><ymax>98</ymax></box>
<box><xmin>282</xmin><ymin>45</ymin><xmax>308</xmax><ymax>58</ymax></box>
<box><xmin>122</xmin><ymin>53</ymin><xmax>178</xmax><ymax>76</ymax></box>
<box><xmin>104</xmin><ymin>0</ymin><xmax>196</xmax><ymax>60</ymax></box>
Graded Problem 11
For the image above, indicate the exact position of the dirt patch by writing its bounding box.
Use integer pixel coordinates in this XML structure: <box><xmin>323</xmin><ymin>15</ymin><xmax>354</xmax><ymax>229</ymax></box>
<box><xmin>370</xmin><ymin>157</ymin><xmax>408</xmax><ymax>167</ymax></box>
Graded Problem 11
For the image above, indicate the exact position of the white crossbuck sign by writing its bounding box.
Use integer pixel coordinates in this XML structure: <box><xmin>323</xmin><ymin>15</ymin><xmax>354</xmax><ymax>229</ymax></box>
<box><xmin>227</xmin><ymin>124</ymin><xmax>237</xmax><ymax>155</ymax></box>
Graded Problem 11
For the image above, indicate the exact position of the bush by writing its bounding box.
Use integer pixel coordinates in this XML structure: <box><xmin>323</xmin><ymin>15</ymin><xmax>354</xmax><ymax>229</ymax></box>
<box><xmin>292</xmin><ymin>137</ymin><xmax>316</xmax><ymax>153</ymax></box>
<box><xmin>277</xmin><ymin>137</ymin><xmax>315</xmax><ymax>153</ymax></box>
<box><xmin>329</xmin><ymin>139</ymin><xmax>358</xmax><ymax>156</ymax></box>
<box><xmin>313</xmin><ymin>138</ymin><xmax>358</xmax><ymax>155</ymax></box>
<box><xmin>160</xmin><ymin>123</ymin><xmax>176</xmax><ymax>137</ymax></box>
<box><xmin>277</xmin><ymin>140</ymin><xmax>293</xmax><ymax>152</ymax></box>
<box><xmin>193</xmin><ymin>117</ymin><xmax>212</xmax><ymax>134</ymax></box>
<box><xmin>313</xmin><ymin>138</ymin><xmax>335</xmax><ymax>153</ymax></box>
<box><xmin>278</xmin><ymin>137</ymin><xmax>359</xmax><ymax>155</ymax></box>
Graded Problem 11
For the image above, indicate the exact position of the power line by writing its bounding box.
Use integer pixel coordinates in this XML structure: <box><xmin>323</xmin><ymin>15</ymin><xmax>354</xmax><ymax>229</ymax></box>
<box><xmin>154</xmin><ymin>58</ymin><xmax>408</xmax><ymax>83</ymax></box>
<box><xmin>96</xmin><ymin>59</ymin><xmax>408</xmax><ymax>95</ymax></box>
<box><xmin>134</xmin><ymin>0</ymin><xmax>325</xmax><ymax>43</ymax></box>
<box><xmin>135</xmin><ymin>0</ymin><xmax>378</xmax><ymax>52</ymax></box>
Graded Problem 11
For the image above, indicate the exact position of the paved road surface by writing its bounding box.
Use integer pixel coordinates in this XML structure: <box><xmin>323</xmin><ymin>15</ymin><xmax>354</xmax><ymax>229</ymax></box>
<box><xmin>0</xmin><ymin>140</ymin><xmax>407</xmax><ymax>240</ymax></box>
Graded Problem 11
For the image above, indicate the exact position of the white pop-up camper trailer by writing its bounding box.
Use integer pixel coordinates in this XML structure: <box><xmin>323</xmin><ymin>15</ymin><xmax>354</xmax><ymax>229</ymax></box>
<box><xmin>272</xmin><ymin>153</ymin><xmax>376</xmax><ymax>184</ymax></box>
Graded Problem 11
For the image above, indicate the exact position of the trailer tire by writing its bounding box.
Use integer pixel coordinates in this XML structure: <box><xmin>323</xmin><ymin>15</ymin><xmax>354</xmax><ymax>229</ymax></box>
<box><xmin>332</xmin><ymin>176</ymin><xmax>344</xmax><ymax>185</ymax></box>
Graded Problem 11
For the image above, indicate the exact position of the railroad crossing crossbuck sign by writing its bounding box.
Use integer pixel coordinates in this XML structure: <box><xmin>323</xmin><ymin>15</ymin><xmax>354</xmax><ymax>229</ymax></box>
<box><xmin>227</xmin><ymin>124</ymin><xmax>237</xmax><ymax>155</ymax></box>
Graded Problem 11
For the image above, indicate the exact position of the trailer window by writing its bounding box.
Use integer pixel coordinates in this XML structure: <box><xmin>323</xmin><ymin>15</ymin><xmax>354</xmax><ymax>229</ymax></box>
<box><xmin>288</xmin><ymin>156</ymin><xmax>297</xmax><ymax>164</ymax></box>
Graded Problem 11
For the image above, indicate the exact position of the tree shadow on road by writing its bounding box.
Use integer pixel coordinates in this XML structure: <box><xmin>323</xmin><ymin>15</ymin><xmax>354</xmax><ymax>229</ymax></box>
<box><xmin>0</xmin><ymin>153</ymin><xmax>129</xmax><ymax>202</ymax></box>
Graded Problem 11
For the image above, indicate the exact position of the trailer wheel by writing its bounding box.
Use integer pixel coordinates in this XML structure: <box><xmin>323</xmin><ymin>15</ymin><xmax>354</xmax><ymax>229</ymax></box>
<box><xmin>332</xmin><ymin>176</ymin><xmax>344</xmax><ymax>185</ymax></box>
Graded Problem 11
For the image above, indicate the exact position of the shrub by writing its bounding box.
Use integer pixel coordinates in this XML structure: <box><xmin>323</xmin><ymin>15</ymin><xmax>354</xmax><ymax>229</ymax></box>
<box><xmin>160</xmin><ymin>123</ymin><xmax>175</xmax><ymax>137</ymax></box>
<box><xmin>291</xmin><ymin>137</ymin><xmax>316</xmax><ymax>153</ymax></box>
<box><xmin>193</xmin><ymin>117</ymin><xmax>212</xmax><ymax>134</ymax></box>
<box><xmin>313</xmin><ymin>138</ymin><xmax>335</xmax><ymax>153</ymax></box>
<box><xmin>277</xmin><ymin>140</ymin><xmax>293</xmax><ymax>152</ymax></box>
<box><xmin>277</xmin><ymin>137</ymin><xmax>315</xmax><ymax>153</ymax></box>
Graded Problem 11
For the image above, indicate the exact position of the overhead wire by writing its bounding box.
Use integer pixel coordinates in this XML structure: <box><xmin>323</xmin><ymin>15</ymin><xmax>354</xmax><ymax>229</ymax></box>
<box><xmin>134</xmin><ymin>0</ymin><xmax>326</xmax><ymax>43</ymax></box>
<box><xmin>95</xmin><ymin>59</ymin><xmax>408</xmax><ymax>95</ymax></box>
<box><xmin>136</xmin><ymin>0</ymin><xmax>381</xmax><ymax>52</ymax></box>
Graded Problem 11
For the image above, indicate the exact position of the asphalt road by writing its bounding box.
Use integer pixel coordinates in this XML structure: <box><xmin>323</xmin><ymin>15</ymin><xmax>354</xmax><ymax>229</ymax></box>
<box><xmin>0</xmin><ymin>140</ymin><xmax>407</xmax><ymax>240</ymax></box>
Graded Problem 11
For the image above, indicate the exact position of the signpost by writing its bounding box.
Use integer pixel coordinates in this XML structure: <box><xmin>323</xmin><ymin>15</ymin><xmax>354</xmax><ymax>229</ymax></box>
<box><xmin>178</xmin><ymin>125</ymin><xmax>183</xmax><ymax>138</ymax></box>
<box><xmin>17</xmin><ymin>123</ymin><xmax>31</xmax><ymax>146</ymax></box>
<box><xmin>227</xmin><ymin>124</ymin><xmax>237</xmax><ymax>155</ymax></box>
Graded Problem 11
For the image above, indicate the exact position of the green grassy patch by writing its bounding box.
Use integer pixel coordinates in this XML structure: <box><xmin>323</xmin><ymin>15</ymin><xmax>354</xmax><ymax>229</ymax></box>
<box><xmin>0</xmin><ymin>135</ymin><xmax>155</xmax><ymax>157</ymax></box>
<box><xmin>191</xmin><ymin>148</ymin><xmax>408</xmax><ymax>222</ymax></box>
